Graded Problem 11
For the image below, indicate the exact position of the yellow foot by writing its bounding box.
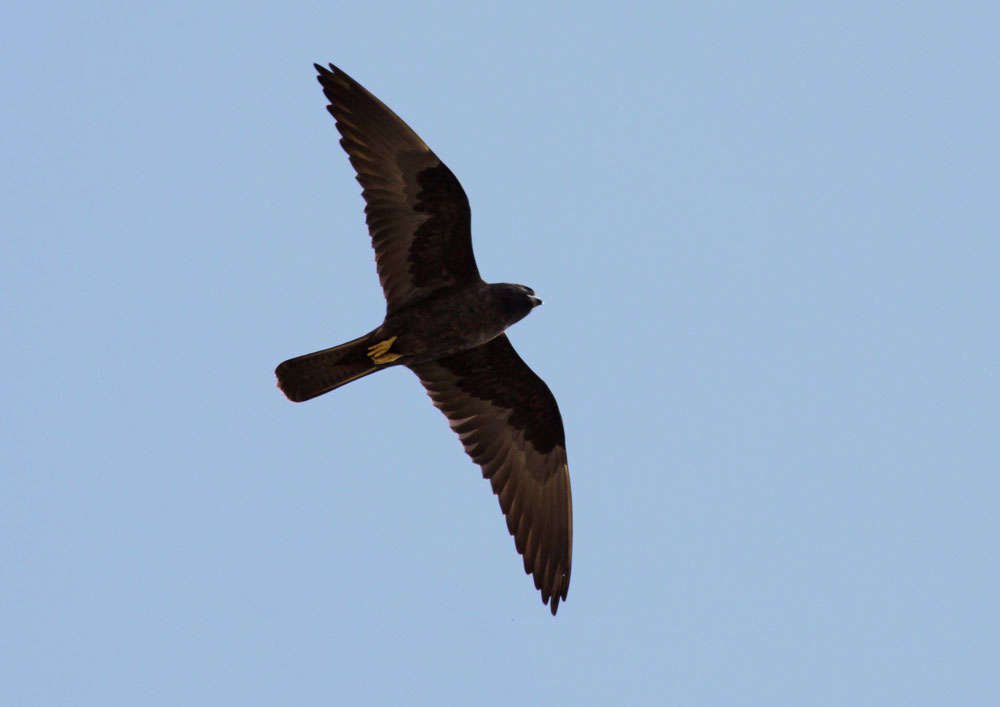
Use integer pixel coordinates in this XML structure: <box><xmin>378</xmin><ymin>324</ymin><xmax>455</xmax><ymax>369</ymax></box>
<box><xmin>367</xmin><ymin>335</ymin><xmax>403</xmax><ymax>364</ymax></box>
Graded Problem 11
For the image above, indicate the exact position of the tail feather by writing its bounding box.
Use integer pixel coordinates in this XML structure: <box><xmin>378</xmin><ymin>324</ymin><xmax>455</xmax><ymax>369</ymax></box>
<box><xmin>275</xmin><ymin>333</ymin><xmax>379</xmax><ymax>402</ymax></box>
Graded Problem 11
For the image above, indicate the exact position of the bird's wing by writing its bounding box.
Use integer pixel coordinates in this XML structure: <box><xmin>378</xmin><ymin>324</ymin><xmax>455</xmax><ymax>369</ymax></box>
<box><xmin>408</xmin><ymin>335</ymin><xmax>572</xmax><ymax>614</ymax></box>
<box><xmin>315</xmin><ymin>63</ymin><xmax>481</xmax><ymax>314</ymax></box>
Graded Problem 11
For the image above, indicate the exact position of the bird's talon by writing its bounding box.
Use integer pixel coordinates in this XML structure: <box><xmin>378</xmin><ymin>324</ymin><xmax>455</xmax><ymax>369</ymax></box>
<box><xmin>367</xmin><ymin>336</ymin><xmax>402</xmax><ymax>364</ymax></box>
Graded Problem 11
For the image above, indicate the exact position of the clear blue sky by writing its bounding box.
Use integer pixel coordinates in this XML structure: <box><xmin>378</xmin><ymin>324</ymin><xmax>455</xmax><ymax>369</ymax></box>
<box><xmin>3</xmin><ymin>1</ymin><xmax>998</xmax><ymax>704</ymax></box>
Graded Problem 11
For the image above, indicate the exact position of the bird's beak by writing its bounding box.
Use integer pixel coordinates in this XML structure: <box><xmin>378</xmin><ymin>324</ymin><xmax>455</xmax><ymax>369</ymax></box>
<box><xmin>529</xmin><ymin>295</ymin><xmax>543</xmax><ymax>307</ymax></box>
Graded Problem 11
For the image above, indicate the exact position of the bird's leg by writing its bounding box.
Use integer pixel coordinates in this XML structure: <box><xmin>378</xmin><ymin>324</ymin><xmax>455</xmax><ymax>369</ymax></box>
<box><xmin>367</xmin><ymin>335</ymin><xmax>403</xmax><ymax>364</ymax></box>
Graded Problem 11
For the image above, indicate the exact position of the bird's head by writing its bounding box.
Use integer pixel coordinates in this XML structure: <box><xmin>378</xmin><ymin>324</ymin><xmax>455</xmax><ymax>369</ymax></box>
<box><xmin>521</xmin><ymin>284</ymin><xmax>543</xmax><ymax>309</ymax></box>
<box><xmin>496</xmin><ymin>283</ymin><xmax>543</xmax><ymax>325</ymax></box>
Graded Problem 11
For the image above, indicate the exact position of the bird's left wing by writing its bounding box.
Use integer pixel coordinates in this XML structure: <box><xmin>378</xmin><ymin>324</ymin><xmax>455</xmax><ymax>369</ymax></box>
<box><xmin>408</xmin><ymin>335</ymin><xmax>572</xmax><ymax>614</ymax></box>
<box><xmin>315</xmin><ymin>63</ymin><xmax>482</xmax><ymax>314</ymax></box>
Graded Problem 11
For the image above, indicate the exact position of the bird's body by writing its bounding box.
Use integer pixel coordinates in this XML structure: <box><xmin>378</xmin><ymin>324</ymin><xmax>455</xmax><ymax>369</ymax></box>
<box><xmin>277</xmin><ymin>281</ymin><xmax>539</xmax><ymax>400</ymax></box>
<box><xmin>376</xmin><ymin>281</ymin><xmax>542</xmax><ymax>365</ymax></box>
<box><xmin>276</xmin><ymin>64</ymin><xmax>572</xmax><ymax>614</ymax></box>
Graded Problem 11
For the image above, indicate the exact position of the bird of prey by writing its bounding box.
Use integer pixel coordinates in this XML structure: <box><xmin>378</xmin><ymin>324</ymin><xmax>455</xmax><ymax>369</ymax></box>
<box><xmin>275</xmin><ymin>63</ymin><xmax>572</xmax><ymax>614</ymax></box>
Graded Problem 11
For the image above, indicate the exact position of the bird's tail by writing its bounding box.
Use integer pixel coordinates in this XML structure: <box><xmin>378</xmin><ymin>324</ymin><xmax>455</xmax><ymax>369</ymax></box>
<box><xmin>275</xmin><ymin>333</ymin><xmax>380</xmax><ymax>402</ymax></box>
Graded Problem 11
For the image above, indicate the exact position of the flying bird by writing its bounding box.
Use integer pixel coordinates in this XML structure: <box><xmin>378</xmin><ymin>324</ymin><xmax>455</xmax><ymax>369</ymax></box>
<box><xmin>275</xmin><ymin>63</ymin><xmax>572</xmax><ymax>614</ymax></box>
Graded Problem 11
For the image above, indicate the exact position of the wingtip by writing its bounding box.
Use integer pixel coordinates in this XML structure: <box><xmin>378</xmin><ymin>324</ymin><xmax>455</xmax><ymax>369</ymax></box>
<box><xmin>545</xmin><ymin>571</ymin><xmax>569</xmax><ymax>615</ymax></box>
<box><xmin>314</xmin><ymin>62</ymin><xmax>336</xmax><ymax>79</ymax></box>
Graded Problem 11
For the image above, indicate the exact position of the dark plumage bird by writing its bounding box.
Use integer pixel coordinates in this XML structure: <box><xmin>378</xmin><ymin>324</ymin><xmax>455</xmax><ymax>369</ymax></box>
<box><xmin>276</xmin><ymin>63</ymin><xmax>572</xmax><ymax>614</ymax></box>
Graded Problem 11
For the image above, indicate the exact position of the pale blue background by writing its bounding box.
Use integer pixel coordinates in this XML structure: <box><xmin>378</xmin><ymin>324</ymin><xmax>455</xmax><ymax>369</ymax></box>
<box><xmin>3</xmin><ymin>2</ymin><xmax>998</xmax><ymax>705</ymax></box>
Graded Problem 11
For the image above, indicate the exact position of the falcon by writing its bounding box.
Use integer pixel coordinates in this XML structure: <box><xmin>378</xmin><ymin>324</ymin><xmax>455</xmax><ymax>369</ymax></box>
<box><xmin>276</xmin><ymin>63</ymin><xmax>572</xmax><ymax>614</ymax></box>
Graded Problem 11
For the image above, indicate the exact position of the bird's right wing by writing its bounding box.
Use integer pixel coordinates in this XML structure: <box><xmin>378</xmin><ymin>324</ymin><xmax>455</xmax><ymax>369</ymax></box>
<box><xmin>408</xmin><ymin>335</ymin><xmax>572</xmax><ymax>614</ymax></box>
<box><xmin>315</xmin><ymin>63</ymin><xmax>482</xmax><ymax>314</ymax></box>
